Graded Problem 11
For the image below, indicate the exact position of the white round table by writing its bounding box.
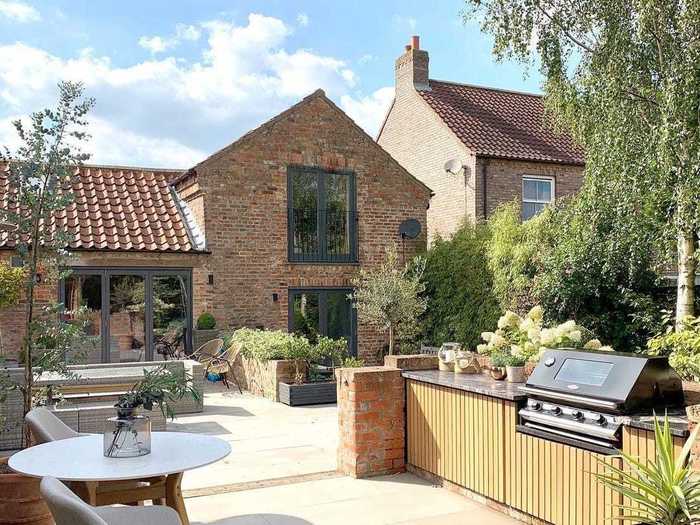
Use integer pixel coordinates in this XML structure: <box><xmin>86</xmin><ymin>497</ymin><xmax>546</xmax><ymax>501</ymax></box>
<box><xmin>9</xmin><ymin>432</ymin><xmax>230</xmax><ymax>525</ymax></box>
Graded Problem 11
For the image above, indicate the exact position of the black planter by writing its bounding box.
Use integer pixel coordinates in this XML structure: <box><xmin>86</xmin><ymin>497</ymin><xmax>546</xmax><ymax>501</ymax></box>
<box><xmin>278</xmin><ymin>381</ymin><xmax>337</xmax><ymax>406</ymax></box>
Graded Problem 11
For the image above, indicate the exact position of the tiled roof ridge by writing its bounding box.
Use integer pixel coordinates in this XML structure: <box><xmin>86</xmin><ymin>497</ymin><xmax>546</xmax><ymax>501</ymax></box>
<box><xmin>429</xmin><ymin>78</ymin><xmax>544</xmax><ymax>98</ymax></box>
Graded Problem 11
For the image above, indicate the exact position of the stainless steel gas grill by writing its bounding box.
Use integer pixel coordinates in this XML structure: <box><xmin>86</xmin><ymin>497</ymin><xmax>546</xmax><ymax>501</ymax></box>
<box><xmin>517</xmin><ymin>349</ymin><xmax>685</xmax><ymax>454</ymax></box>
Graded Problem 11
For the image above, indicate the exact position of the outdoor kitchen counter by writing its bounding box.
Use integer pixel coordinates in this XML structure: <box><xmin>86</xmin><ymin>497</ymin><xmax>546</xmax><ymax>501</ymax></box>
<box><xmin>401</xmin><ymin>369</ymin><xmax>527</xmax><ymax>401</ymax></box>
<box><xmin>402</xmin><ymin>369</ymin><xmax>690</xmax><ymax>437</ymax></box>
<box><xmin>403</xmin><ymin>368</ymin><xmax>689</xmax><ymax>525</ymax></box>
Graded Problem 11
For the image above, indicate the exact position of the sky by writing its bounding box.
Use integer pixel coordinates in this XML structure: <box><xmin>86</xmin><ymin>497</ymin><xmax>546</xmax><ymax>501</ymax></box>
<box><xmin>0</xmin><ymin>0</ymin><xmax>543</xmax><ymax>169</ymax></box>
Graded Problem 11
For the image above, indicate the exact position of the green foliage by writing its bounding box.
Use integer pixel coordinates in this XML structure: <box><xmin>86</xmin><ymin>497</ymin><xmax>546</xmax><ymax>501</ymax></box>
<box><xmin>595</xmin><ymin>417</ymin><xmax>700</xmax><ymax>524</ymax></box>
<box><xmin>485</xmin><ymin>200</ymin><xmax>664</xmax><ymax>351</ymax></box>
<box><xmin>647</xmin><ymin>317</ymin><xmax>700</xmax><ymax>381</ymax></box>
<box><xmin>341</xmin><ymin>356</ymin><xmax>365</xmax><ymax>368</ymax></box>
<box><xmin>115</xmin><ymin>365</ymin><xmax>200</xmax><ymax>419</ymax></box>
<box><xmin>0</xmin><ymin>264</ymin><xmax>25</xmax><ymax>309</ymax></box>
<box><xmin>350</xmin><ymin>245</ymin><xmax>427</xmax><ymax>356</ymax></box>
<box><xmin>420</xmin><ymin>222</ymin><xmax>500</xmax><ymax>349</ymax></box>
<box><xmin>487</xmin><ymin>203</ymin><xmax>554</xmax><ymax>313</ymax></box>
<box><xmin>463</xmin><ymin>0</ymin><xmax>700</xmax><ymax>326</ymax></box>
<box><xmin>196</xmin><ymin>312</ymin><xmax>216</xmax><ymax>330</ymax></box>
<box><xmin>0</xmin><ymin>81</ymin><xmax>94</xmax><ymax>441</ymax></box>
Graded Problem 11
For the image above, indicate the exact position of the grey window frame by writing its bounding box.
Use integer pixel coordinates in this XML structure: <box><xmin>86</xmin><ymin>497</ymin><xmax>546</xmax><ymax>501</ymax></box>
<box><xmin>287</xmin><ymin>165</ymin><xmax>358</xmax><ymax>263</ymax></box>
<box><xmin>58</xmin><ymin>267</ymin><xmax>193</xmax><ymax>363</ymax></box>
<box><xmin>288</xmin><ymin>287</ymin><xmax>357</xmax><ymax>357</ymax></box>
<box><xmin>521</xmin><ymin>175</ymin><xmax>555</xmax><ymax>221</ymax></box>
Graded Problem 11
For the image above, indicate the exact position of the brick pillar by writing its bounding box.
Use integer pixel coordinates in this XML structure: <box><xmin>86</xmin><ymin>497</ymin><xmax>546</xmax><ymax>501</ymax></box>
<box><xmin>336</xmin><ymin>366</ymin><xmax>405</xmax><ymax>478</ymax></box>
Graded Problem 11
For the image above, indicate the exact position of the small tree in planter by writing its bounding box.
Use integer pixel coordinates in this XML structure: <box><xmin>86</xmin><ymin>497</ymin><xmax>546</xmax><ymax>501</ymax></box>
<box><xmin>350</xmin><ymin>245</ymin><xmax>427</xmax><ymax>357</ymax></box>
<box><xmin>0</xmin><ymin>81</ymin><xmax>94</xmax><ymax>446</ymax></box>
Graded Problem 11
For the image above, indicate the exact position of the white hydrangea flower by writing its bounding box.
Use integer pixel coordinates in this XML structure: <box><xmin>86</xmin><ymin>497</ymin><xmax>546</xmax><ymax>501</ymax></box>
<box><xmin>481</xmin><ymin>331</ymin><xmax>494</xmax><ymax>342</ymax></box>
<box><xmin>476</xmin><ymin>344</ymin><xmax>489</xmax><ymax>354</ymax></box>
<box><xmin>560</xmin><ymin>320</ymin><xmax>577</xmax><ymax>332</ymax></box>
<box><xmin>527</xmin><ymin>305</ymin><xmax>544</xmax><ymax>323</ymax></box>
<box><xmin>599</xmin><ymin>345</ymin><xmax>614</xmax><ymax>352</ymax></box>
<box><xmin>584</xmin><ymin>339</ymin><xmax>602</xmax><ymax>349</ymax></box>
<box><xmin>519</xmin><ymin>317</ymin><xmax>535</xmax><ymax>331</ymax></box>
<box><xmin>527</xmin><ymin>327</ymin><xmax>541</xmax><ymax>343</ymax></box>
<box><xmin>491</xmin><ymin>333</ymin><xmax>507</xmax><ymax>348</ymax></box>
<box><xmin>540</xmin><ymin>328</ymin><xmax>555</xmax><ymax>346</ymax></box>
<box><xmin>511</xmin><ymin>344</ymin><xmax>523</xmax><ymax>356</ymax></box>
<box><xmin>568</xmin><ymin>330</ymin><xmax>582</xmax><ymax>343</ymax></box>
<box><xmin>497</xmin><ymin>311</ymin><xmax>520</xmax><ymax>329</ymax></box>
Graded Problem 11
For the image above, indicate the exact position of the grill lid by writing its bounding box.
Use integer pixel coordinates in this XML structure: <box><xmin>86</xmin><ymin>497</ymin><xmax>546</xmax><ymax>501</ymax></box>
<box><xmin>524</xmin><ymin>349</ymin><xmax>684</xmax><ymax>414</ymax></box>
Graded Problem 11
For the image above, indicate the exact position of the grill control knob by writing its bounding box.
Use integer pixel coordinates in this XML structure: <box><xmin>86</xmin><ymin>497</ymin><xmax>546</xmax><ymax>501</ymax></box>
<box><xmin>595</xmin><ymin>414</ymin><xmax>607</xmax><ymax>425</ymax></box>
<box><xmin>571</xmin><ymin>410</ymin><xmax>583</xmax><ymax>420</ymax></box>
<box><xmin>544</xmin><ymin>357</ymin><xmax>556</xmax><ymax>367</ymax></box>
<box><xmin>550</xmin><ymin>406</ymin><xmax>562</xmax><ymax>415</ymax></box>
<box><xmin>528</xmin><ymin>401</ymin><xmax>542</xmax><ymax>411</ymax></box>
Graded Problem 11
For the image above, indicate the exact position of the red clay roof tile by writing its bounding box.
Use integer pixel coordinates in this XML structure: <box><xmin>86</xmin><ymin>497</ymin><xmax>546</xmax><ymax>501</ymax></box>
<box><xmin>0</xmin><ymin>164</ymin><xmax>199</xmax><ymax>253</ymax></box>
<box><xmin>418</xmin><ymin>80</ymin><xmax>584</xmax><ymax>165</ymax></box>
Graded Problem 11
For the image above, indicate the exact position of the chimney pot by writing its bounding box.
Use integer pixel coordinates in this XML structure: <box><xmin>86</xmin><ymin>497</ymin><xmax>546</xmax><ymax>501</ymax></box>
<box><xmin>411</xmin><ymin>35</ymin><xmax>420</xmax><ymax>50</ymax></box>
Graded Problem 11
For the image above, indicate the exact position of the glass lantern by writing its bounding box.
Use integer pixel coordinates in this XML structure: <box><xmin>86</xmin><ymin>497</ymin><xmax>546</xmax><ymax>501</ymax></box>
<box><xmin>103</xmin><ymin>413</ymin><xmax>151</xmax><ymax>458</ymax></box>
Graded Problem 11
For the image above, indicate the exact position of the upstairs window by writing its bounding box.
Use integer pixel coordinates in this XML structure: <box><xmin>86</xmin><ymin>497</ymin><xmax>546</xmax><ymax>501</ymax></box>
<box><xmin>288</xmin><ymin>166</ymin><xmax>357</xmax><ymax>263</ymax></box>
<box><xmin>522</xmin><ymin>176</ymin><xmax>554</xmax><ymax>220</ymax></box>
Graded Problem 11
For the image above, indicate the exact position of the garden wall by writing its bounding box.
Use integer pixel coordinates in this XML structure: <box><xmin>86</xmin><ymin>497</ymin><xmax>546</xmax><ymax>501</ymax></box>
<box><xmin>234</xmin><ymin>356</ymin><xmax>306</xmax><ymax>402</ymax></box>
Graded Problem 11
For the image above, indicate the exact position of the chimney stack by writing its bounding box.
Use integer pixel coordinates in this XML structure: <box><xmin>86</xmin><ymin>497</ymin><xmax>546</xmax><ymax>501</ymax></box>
<box><xmin>395</xmin><ymin>35</ymin><xmax>429</xmax><ymax>92</ymax></box>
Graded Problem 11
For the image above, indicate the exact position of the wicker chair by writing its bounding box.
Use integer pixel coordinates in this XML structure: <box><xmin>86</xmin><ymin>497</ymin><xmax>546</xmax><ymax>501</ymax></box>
<box><xmin>191</xmin><ymin>339</ymin><xmax>242</xmax><ymax>393</ymax></box>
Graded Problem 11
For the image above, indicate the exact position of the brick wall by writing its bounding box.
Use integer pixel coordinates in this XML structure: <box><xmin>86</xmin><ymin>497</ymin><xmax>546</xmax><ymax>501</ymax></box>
<box><xmin>177</xmin><ymin>91</ymin><xmax>431</xmax><ymax>364</ymax></box>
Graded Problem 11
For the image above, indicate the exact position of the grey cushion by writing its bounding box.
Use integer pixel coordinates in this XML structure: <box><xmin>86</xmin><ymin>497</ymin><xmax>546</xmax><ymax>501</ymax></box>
<box><xmin>40</xmin><ymin>477</ymin><xmax>181</xmax><ymax>525</ymax></box>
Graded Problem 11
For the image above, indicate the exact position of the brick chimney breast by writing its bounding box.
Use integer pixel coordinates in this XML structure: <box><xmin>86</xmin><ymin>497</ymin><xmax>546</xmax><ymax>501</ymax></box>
<box><xmin>395</xmin><ymin>35</ymin><xmax>430</xmax><ymax>92</ymax></box>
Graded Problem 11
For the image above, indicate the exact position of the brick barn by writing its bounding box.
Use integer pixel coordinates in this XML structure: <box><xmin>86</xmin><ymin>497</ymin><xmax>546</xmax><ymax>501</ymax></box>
<box><xmin>378</xmin><ymin>36</ymin><xmax>585</xmax><ymax>242</ymax></box>
<box><xmin>0</xmin><ymin>89</ymin><xmax>431</xmax><ymax>365</ymax></box>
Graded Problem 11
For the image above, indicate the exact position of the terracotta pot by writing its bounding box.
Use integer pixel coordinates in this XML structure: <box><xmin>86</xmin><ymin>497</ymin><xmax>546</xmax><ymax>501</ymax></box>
<box><xmin>0</xmin><ymin>457</ymin><xmax>53</xmax><ymax>525</ymax></box>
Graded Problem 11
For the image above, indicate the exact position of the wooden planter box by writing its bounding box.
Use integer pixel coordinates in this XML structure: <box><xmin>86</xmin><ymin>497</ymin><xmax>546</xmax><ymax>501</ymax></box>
<box><xmin>278</xmin><ymin>381</ymin><xmax>337</xmax><ymax>406</ymax></box>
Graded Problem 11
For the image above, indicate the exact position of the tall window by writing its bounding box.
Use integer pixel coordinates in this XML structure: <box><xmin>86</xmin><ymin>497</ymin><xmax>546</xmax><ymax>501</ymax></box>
<box><xmin>522</xmin><ymin>176</ymin><xmax>554</xmax><ymax>220</ymax></box>
<box><xmin>288</xmin><ymin>166</ymin><xmax>357</xmax><ymax>263</ymax></box>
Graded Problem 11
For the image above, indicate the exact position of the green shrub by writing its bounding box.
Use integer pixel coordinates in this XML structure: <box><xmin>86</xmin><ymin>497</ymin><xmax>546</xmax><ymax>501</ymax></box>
<box><xmin>420</xmin><ymin>222</ymin><xmax>500</xmax><ymax>349</ymax></box>
<box><xmin>231</xmin><ymin>328</ymin><xmax>308</xmax><ymax>361</ymax></box>
<box><xmin>0</xmin><ymin>263</ymin><xmax>25</xmax><ymax>309</ymax></box>
<box><xmin>196</xmin><ymin>312</ymin><xmax>216</xmax><ymax>330</ymax></box>
<box><xmin>647</xmin><ymin>317</ymin><xmax>700</xmax><ymax>381</ymax></box>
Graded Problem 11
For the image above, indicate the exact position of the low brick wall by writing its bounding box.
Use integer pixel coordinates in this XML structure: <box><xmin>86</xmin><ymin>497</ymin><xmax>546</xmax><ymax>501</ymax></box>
<box><xmin>233</xmin><ymin>356</ymin><xmax>305</xmax><ymax>402</ymax></box>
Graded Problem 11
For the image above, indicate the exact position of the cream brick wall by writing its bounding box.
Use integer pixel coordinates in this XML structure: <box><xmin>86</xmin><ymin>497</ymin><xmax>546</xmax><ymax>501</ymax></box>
<box><xmin>378</xmin><ymin>88</ymin><xmax>473</xmax><ymax>242</ymax></box>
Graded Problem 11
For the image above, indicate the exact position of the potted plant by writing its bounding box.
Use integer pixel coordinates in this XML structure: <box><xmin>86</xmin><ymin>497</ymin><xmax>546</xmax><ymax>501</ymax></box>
<box><xmin>278</xmin><ymin>336</ymin><xmax>355</xmax><ymax>407</ymax></box>
<box><xmin>0</xmin><ymin>82</ymin><xmax>95</xmax><ymax>525</ymax></box>
<box><xmin>104</xmin><ymin>365</ymin><xmax>200</xmax><ymax>458</ymax></box>
<box><xmin>488</xmin><ymin>351</ymin><xmax>509</xmax><ymax>380</ymax></box>
<box><xmin>194</xmin><ymin>312</ymin><xmax>219</xmax><ymax>349</ymax></box>
<box><xmin>503</xmin><ymin>353</ymin><xmax>528</xmax><ymax>383</ymax></box>
<box><xmin>595</xmin><ymin>416</ymin><xmax>700</xmax><ymax>524</ymax></box>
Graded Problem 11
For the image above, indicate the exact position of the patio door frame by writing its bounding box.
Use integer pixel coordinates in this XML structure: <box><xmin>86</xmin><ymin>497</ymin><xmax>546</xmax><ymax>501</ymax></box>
<box><xmin>287</xmin><ymin>287</ymin><xmax>357</xmax><ymax>357</ymax></box>
<box><xmin>59</xmin><ymin>267</ymin><xmax>193</xmax><ymax>363</ymax></box>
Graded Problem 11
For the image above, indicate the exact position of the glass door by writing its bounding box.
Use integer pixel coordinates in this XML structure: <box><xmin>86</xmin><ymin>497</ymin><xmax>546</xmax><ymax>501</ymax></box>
<box><xmin>109</xmin><ymin>273</ymin><xmax>147</xmax><ymax>363</ymax></box>
<box><xmin>62</xmin><ymin>273</ymin><xmax>104</xmax><ymax>363</ymax></box>
<box><xmin>152</xmin><ymin>273</ymin><xmax>189</xmax><ymax>360</ymax></box>
<box><xmin>289</xmin><ymin>288</ymin><xmax>356</xmax><ymax>356</ymax></box>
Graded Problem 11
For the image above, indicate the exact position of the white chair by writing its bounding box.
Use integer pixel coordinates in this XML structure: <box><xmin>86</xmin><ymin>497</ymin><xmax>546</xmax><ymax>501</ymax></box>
<box><xmin>26</xmin><ymin>407</ymin><xmax>80</xmax><ymax>443</ymax></box>
<box><xmin>40</xmin><ymin>477</ymin><xmax>181</xmax><ymax>525</ymax></box>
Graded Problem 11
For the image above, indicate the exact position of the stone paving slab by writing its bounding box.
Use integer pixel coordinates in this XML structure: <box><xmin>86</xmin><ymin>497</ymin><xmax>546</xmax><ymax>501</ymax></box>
<box><xmin>186</xmin><ymin>473</ymin><xmax>518</xmax><ymax>525</ymax></box>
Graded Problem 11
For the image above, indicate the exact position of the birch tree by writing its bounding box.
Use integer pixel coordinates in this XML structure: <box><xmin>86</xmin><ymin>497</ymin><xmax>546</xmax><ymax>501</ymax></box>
<box><xmin>463</xmin><ymin>0</ymin><xmax>700</xmax><ymax>330</ymax></box>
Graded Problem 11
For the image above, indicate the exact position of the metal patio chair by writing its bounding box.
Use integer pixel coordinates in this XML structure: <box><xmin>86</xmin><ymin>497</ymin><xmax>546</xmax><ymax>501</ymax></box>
<box><xmin>191</xmin><ymin>338</ymin><xmax>242</xmax><ymax>393</ymax></box>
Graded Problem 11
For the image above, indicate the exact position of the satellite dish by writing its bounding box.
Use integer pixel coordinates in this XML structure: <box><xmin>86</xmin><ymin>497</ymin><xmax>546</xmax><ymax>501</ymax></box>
<box><xmin>399</xmin><ymin>219</ymin><xmax>422</xmax><ymax>239</ymax></box>
<box><xmin>443</xmin><ymin>158</ymin><xmax>464</xmax><ymax>175</ymax></box>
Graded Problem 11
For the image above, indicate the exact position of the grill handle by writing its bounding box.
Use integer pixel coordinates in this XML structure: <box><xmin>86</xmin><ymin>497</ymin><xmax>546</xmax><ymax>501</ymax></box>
<box><xmin>519</xmin><ymin>386</ymin><xmax>620</xmax><ymax>411</ymax></box>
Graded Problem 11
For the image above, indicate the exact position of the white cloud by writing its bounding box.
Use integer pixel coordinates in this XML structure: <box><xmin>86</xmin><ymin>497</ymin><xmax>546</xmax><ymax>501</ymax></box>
<box><xmin>138</xmin><ymin>35</ymin><xmax>175</xmax><ymax>54</ymax></box>
<box><xmin>175</xmin><ymin>23</ymin><xmax>201</xmax><ymax>41</ymax></box>
<box><xmin>393</xmin><ymin>15</ymin><xmax>417</xmax><ymax>31</ymax></box>
<box><xmin>0</xmin><ymin>1</ymin><xmax>40</xmax><ymax>22</ymax></box>
<box><xmin>296</xmin><ymin>13</ymin><xmax>309</xmax><ymax>27</ymax></box>
<box><xmin>0</xmin><ymin>13</ymin><xmax>388</xmax><ymax>167</ymax></box>
<box><xmin>358</xmin><ymin>54</ymin><xmax>375</xmax><ymax>65</ymax></box>
<box><xmin>340</xmin><ymin>86</ymin><xmax>394</xmax><ymax>139</ymax></box>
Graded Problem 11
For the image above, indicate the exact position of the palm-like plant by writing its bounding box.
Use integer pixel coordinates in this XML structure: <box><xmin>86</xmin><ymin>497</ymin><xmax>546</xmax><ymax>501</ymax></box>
<box><xmin>595</xmin><ymin>416</ymin><xmax>700</xmax><ymax>524</ymax></box>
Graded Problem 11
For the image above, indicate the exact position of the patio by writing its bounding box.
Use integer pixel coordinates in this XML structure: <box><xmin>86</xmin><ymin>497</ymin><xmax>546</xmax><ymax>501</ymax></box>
<box><xmin>171</xmin><ymin>381</ymin><xmax>516</xmax><ymax>524</ymax></box>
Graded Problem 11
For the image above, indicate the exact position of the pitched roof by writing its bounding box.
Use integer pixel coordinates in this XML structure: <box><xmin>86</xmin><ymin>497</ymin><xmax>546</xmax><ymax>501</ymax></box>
<box><xmin>418</xmin><ymin>80</ymin><xmax>585</xmax><ymax>165</ymax></box>
<box><xmin>0</xmin><ymin>164</ymin><xmax>204</xmax><ymax>253</ymax></box>
<box><xmin>172</xmin><ymin>89</ymin><xmax>433</xmax><ymax>196</ymax></box>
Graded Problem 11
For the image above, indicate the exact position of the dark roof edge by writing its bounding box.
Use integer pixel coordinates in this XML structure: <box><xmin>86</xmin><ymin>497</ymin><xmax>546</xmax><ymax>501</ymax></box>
<box><xmin>476</xmin><ymin>152</ymin><xmax>585</xmax><ymax>166</ymax></box>
<box><xmin>0</xmin><ymin>246</ymin><xmax>211</xmax><ymax>255</ymax></box>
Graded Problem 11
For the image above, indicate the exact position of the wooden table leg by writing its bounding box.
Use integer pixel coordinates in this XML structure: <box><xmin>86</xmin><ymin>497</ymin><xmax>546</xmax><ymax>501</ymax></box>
<box><xmin>71</xmin><ymin>481</ymin><xmax>99</xmax><ymax>505</ymax></box>
<box><xmin>165</xmin><ymin>472</ymin><xmax>188</xmax><ymax>525</ymax></box>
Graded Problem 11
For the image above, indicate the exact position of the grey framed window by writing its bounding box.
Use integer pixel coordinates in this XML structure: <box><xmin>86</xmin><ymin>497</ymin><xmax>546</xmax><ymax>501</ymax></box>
<box><xmin>522</xmin><ymin>176</ymin><xmax>554</xmax><ymax>220</ymax></box>
<box><xmin>287</xmin><ymin>166</ymin><xmax>358</xmax><ymax>263</ymax></box>
<box><xmin>59</xmin><ymin>268</ymin><xmax>192</xmax><ymax>363</ymax></box>
<box><xmin>288</xmin><ymin>288</ymin><xmax>357</xmax><ymax>357</ymax></box>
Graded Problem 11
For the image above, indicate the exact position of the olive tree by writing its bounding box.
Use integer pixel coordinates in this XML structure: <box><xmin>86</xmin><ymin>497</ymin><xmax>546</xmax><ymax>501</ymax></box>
<box><xmin>0</xmin><ymin>81</ymin><xmax>94</xmax><ymax>444</ymax></box>
<box><xmin>463</xmin><ymin>0</ymin><xmax>700</xmax><ymax>330</ymax></box>
<box><xmin>350</xmin><ymin>245</ymin><xmax>427</xmax><ymax>356</ymax></box>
